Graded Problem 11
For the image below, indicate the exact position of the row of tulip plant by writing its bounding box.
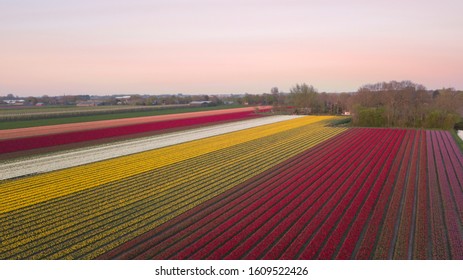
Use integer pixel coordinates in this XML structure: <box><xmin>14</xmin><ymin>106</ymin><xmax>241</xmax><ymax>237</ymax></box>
<box><xmin>99</xmin><ymin>128</ymin><xmax>463</xmax><ymax>260</ymax></box>
<box><xmin>0</xmin><ymin>116</ymin><xmax>345</xmax><ymax>259</ymax></box>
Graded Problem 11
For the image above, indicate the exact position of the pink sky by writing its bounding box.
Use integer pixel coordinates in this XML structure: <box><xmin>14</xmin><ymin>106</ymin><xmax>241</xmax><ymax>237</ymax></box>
<box><xmin>1</xmin><ymin>0</ymin><xmax>462</xmax><ymax>96</ymax></box>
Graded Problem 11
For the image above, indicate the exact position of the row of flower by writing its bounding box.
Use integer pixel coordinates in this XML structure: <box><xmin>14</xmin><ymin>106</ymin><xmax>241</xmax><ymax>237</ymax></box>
<box><xmin>427</xmin><ymin>130</ymin><xmax>463</xmax><ymax>259</ymax></box>
<box><xmin>101</xmin><ymin>128</ymin><xmax>382</xmax><ymax>259</ymax></box>
<box><xmin>353</xmin><ymin>130</ymin><xmax>420</xmax><ymax>259</ymax></box>
<box><xmin>1</xmin><ymin>115</ymin><xmax>301</xmax><ymax>180</ymax></box>
<box><xmin>0</xmin><ymin>110</ymin><xmax>261</xmax><ymax>154</ymax></box>
<box><xmin>315</xmin><ymin>129</ymin><xmax>404</xmax><ymax>260</ymax></box>
<box><xmin>100</xmin><ymin>128</ymin><xmax>463</xmax><ymax>260</ymax></box>
<box><xmin>0</xmin><ymin>116</ymin><xmax>345</xmax><ymax>259</ymax></box>
<box><xmin>0</xmin><ymin>116</ymin><xmax>333</xmax><ymax>214</ymax></box>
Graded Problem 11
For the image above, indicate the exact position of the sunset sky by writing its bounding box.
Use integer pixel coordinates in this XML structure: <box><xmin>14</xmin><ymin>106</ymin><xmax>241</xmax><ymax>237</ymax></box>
<box><xmin>1</xmin><ymin>0</ymin><xmax>462</xmax><ymax>96</ymax></box>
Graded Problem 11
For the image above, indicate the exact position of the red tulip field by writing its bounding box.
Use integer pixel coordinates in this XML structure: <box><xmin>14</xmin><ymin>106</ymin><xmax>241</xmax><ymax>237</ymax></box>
<box><xmin>99</xmin><ymin>128</ymin><xmax>463</xmax><ymax>260</ymax></box>
<box><xmin>1</xmin><ymin>114</ymin><xmax>462</xmax><ymax>260</ymax></box>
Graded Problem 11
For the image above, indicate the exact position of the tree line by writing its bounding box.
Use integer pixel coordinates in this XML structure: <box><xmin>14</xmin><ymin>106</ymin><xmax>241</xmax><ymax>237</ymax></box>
<box><xmin>350</xmin><ymin>81</ymin><xmax>462</xmax><ymax>129</ymax></box>
<box><xmin>3</xmin><ymin>81</ymin><xmax>462</xmax><ymax>130</ymax></box>
<box><xmin>241</xmin><ymin>81</ymin><xmax>463</xmax><ymax>130</ymax></box>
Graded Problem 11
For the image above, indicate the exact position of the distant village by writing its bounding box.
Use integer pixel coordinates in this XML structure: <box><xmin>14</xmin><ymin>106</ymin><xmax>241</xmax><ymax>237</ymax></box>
<box><xmin>0</xmin><ymin>93</ymin><xmax>260</xmax><ymax>107</ymax></box>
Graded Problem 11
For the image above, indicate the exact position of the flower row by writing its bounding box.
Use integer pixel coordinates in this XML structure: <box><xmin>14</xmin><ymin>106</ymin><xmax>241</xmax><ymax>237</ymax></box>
<box><xmin>0</xmin><ymin>116</ymin><xmax>344</xmax><ymax>259</ymax></box>
<box><xmin>0</xmin><ymin>110</ymin><xmax>258</xmax><ymax>154</ymax></box>
<box><xmin>0</xmin><ymin>116</ymin><xmax>334</xmax><ymax>214</ymax></box>
<box><xmin>100</xmin><ymin>128</ymin><xmax>463</xmax><ymax>260</ymax></box>
<box><xmin>1</xmin><ymin>115</ymin><xmax>301</xmax><ymax>180</ymax></box>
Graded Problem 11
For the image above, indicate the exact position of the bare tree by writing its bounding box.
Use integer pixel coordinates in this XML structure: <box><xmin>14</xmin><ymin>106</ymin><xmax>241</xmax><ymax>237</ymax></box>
<box><xmin>289</xmin><ymin>83</ymin><xmax>321</xmax><ymax>114</ymax></box>
<box><xmin>270</xmin><ymin>87</ymin><xmax>279</xmax><ymax>95</ymax></box>
<box><xmin>351</xmin><ymin>80</ymin><xmax>461</xmax><ymax>129</ymax></box>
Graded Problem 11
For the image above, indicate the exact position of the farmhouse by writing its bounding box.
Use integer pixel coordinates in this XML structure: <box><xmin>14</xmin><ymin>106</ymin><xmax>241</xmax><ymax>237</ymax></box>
<box><xmin>115</xmin><ymin>96</ymin><xmax>132</xmax><ymax>105</ymax></box>
<box><xmin>76</xmin><ymin>101</ymin><xmax>103</xmax><ymax>107</ymax></box>
<box><xmin>3</xmin><ymin>99</ymin><xmax>25</xmax><ymax>105</ymax></box>
<box><xmin>189</xmin><ymin>101</ymin><xmax>213</xmax><ymax>107</ymax></box>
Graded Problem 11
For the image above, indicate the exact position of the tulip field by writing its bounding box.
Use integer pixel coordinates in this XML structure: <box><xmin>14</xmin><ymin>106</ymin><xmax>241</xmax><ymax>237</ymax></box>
<box><xmin>98</xmin><ymin>128</ymin><xmax>463</xmax><ymax>260</ymax></box>
<box><xmin>0</xmin><ymin>115</ymin><xmax>344</xmax><ymax>259</ymax></box>
<box><xmin>0</xmin><ymin>115</ymin><xmax>299</xmax><ymax>180</ymax></box>
<box><xmin>0</xmin><ymin>107</ymin><xmax>269</xmax><ymax>154</ymax></box>
<box><xmin>1</xmin><ymin>111</ymin><xmax>462</xmax><ymax>260</ymax></box>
